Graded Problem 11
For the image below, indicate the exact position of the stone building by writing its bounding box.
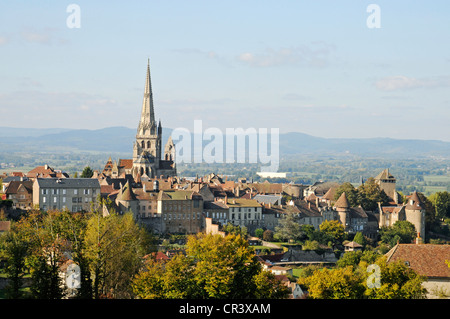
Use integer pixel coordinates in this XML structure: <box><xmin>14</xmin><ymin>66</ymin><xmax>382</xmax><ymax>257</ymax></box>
<box><xmin>378</xmin><ymin>191</ymin><xmax>426</xmax><ymax>241</ymax></box>
<box><xmin>131</xmin><ymin>59</ymin><xmax>176</xmax><ymax>180</ymax></box>
<box><xmin>157</xmin><ymin>190</ymin><xmax>203</xmax><ymax>234</ymax></box>
<box><xmin>33</xmin><ymin>178</ymin><xmax>100</xmax><ymax>212</ymax></box>
<box><xmin>374</xmin><ymin>168</ymin><xmax>398</xmax><ymax>204</ymax></box>
<box><xmin>4</xmin><ymin>180</ymin><xmax>33</xmax><ymax>210</ymax></box>
<box><xmin>334</xmin><ymin>192</ymin><xmax>368</xmax><ymax>233</ymax></box>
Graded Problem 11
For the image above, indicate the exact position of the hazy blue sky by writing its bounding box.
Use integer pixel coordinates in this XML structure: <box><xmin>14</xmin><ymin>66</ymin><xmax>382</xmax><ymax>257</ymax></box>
<box><xmin>1</xmin><ymin>1</ymin><xmax>449</xmax><ymax>141</ymax></box>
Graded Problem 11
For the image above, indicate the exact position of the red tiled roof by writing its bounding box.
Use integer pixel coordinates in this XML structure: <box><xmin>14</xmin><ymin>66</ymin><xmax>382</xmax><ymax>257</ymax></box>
<box><xmin>385</xmin><ymin>244</ymin><xmax>450</xmax><ymax>278</ymax></box>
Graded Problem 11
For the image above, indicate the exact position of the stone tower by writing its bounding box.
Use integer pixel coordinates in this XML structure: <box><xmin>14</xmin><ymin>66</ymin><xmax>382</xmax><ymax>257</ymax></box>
<box><xmin>374</xmin><ymin>168</ymin><xmax>398</xmax><ymax>204</ymax></box>
<box><xmin>132</xmin><ymin>59</ymin><xmax>176</xmax><ymax>179</ymax></box>
<box><xmin>405</xmin><ymin>191</ymin><xmax>426</xmax><ymax>242</ymax></box>
<box><xmin>335</xmin><ymin>192</ymin><xmax>350</xmax><ymax>230</ymax></box>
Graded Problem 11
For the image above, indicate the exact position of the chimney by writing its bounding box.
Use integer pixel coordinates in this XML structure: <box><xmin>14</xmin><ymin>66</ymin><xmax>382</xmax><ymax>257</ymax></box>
<box><xmin>415</xmin><ymin>232</ymin><xmax>423</xmax><ymax>244</ymax></box>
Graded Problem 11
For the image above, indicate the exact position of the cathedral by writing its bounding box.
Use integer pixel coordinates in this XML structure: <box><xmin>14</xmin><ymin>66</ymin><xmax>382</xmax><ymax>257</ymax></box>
<box><xmin>131</xmin><ymin>59</ymin><xmax>176</xmax><ymax>180</ymax></box>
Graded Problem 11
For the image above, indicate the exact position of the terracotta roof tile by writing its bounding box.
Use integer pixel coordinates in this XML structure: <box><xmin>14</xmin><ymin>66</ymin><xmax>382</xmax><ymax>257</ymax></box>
<box><xmin>385</xmin><ymin>244</ymin><xmax>450</xmax><ymax>278</ymax></box>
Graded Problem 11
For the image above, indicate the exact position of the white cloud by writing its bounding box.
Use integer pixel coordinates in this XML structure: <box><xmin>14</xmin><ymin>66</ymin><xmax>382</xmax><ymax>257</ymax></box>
<box><xmin>236</xmin><ymin>43</ymin><xmax>335</xmax><ymax>68</ymax></box>
<box><xmin>20</xmin><ymin>27</ymin><xmax>68</xmax><ymax>45</ymax></box>
<box><xmin>375</xmin><ymin>75</ymin><xmax>450</xmax><ymax>91</ymax></box>
<box><xmin>0</xmin><ymin>90</ymin><xmax>119</xmax><ymax>128</ymax></box>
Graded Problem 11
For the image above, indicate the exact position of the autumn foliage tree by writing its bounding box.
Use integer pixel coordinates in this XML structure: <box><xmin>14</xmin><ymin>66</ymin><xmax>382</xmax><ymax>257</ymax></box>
<box><xmin>132</xmin><ymin>233</ymin><xmax>290</xmax><ymax>299</ymax></box>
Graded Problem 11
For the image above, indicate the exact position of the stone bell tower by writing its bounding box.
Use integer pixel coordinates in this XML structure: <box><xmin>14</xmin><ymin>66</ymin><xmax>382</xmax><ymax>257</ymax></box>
<box><xmin>132</xmin><ymin>59</ymin><xmax>162</xmax><ymax>179</ymax></box>
<box><xmin>132</xmin><ymin>59</ymin><xmax>176</xmax><ymax>180</ymax></box>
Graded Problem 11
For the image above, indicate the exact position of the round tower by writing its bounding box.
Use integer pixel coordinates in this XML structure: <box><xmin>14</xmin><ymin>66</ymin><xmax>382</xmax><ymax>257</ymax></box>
<box><xmin>335</xmin><ymin>192</ymin><xmax>350</xmax><ymax>230</ymax></box>
<box><xmin>405</xmin><ymin>191</ymin><xmax>426</xmax><ymax>242</ymax></box>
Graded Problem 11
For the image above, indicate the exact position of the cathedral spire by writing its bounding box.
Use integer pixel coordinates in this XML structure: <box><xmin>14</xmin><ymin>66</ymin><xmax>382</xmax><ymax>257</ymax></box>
<box><xmin>139</xmin><ymin>58</ymin><xmax>155</xmax><ymax>131</ymax></box>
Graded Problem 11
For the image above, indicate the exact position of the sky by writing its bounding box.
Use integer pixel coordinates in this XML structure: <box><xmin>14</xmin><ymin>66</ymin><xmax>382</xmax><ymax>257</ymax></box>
<box><xmin>0</xmin><ymin>1</ymin><xmax>449</xmax><ymax>141</ymax></box>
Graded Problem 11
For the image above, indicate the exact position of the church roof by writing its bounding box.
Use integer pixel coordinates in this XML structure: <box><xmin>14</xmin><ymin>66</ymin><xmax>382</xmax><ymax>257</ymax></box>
<box><xmin>139</xmin><ymin>58</ymin><xmax>155</xmax><ymax>129</ymax></box>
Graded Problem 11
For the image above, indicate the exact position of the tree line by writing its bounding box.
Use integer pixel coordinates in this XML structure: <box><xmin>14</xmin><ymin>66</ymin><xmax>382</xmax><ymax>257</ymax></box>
<box><xmin>0</xmin><ymin>208</ymin><xmax>289</xmax><ymax>299</ymax></box>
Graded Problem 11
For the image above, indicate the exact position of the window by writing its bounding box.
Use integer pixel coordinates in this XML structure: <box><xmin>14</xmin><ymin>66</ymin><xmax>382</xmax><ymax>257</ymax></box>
<box><xmin>74</xmin><ymin>189</ymin><xmax>78</xmax><ymax>195</ymax></box>
<box><xmin>63</xmin><ymin>189</ymin><xmax>67</xmax><ymax>195</ymax></box>
<box><xmin>43</xmin><ymin>197</ymin><xmax>47</xmax><ymax>203</ymax></box>
<box><xmin>42</xmin><ymin>189</ymin><xmax>47</xmax><ymax>195</ymax></box>
<box><xmin>53</xmin><ymin>197</ymin><xmax>57</xmax><ymax>203</ymax></box>
<box><xmin>84</xmin><ymin>189</ymin><xmax>89</xmax><ymax>195</ymax></box>
<box><xmin>63</xmin><ymin>197</ymin><xmax>66</xmax><ymax>203</ymax></box>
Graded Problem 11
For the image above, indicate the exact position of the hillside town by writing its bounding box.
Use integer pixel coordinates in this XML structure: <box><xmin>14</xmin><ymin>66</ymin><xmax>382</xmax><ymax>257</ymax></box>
<box><xmin>0</xmin><ymin>61</ymin><xmax>449</xmax><ymax>300</ymax></box>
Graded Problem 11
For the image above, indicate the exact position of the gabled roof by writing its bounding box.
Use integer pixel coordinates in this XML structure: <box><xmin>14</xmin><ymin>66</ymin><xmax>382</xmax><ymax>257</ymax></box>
<box><xmin>349</xmin><ymin>207</ymin><xmax>368</xmax><ymax>219</ymax></box>
<box><xmin>118</xmin><ymin>159</ymin><xmax>133</xmax><ymax>169</ymax></box>
<box><xmin>344</xmin><ymin>241</ymin><xmax>363</xmax><ymax>248</ymax></box>
<box><xmin>385</xmin><ymin>244</ymin><xmax>450</xmax><ymax>278</ymax></box>
<box><xmin>375</xmin><ymin>168</ymin><xmax>395</xmax><ymax>180</ymax></box>
<box><xmin>5</xmin><ymin>180</ymin><xmax>33</xmax><ymax>194</ymax></box>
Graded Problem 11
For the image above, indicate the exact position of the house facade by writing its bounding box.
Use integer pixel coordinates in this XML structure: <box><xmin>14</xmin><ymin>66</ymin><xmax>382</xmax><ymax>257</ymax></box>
<box><xmin>33</xmin><ymin>178</ymin><xmax>100</xmax><ymax>212</ymax></box>
<box><xmin>158</xmin><ymin>190</ymin><xmax>203</xmax><ymax>234</ymax></box>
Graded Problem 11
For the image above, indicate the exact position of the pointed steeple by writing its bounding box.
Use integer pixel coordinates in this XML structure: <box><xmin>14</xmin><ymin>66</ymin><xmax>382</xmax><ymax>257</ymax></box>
<box><xmin>138</xmin><ymin>59</ymin><xmax>155</xmax><ymax>133</ymax></box>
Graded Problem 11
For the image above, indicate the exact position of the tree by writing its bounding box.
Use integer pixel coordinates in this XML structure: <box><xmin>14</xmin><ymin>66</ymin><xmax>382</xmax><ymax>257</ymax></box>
<box><xmin>299</xmin><ymin>266</ymin><xmax>365</xmax><ymax>299</ymax></box>
<box><xmin>262</xmin><ymin>229</ymin><xmax>274</xmax><ymax>242</ymax></box>
<box><xmin>83</xmin><ymin>212</ymin><xmax>151</xmax><ymax>298</ymax></box>
<box><xmin>1</xmin><ymin>230</ymin><xmax>29</xmax><ymax>299</ymax></box>
<box><xmin>380</xmin><ymin>220</ymin><xmax>417</xmax><ymax>247</ymax></box>
<box><xmin>254</xmin><ymin>228</ymin><xmax>264</xmax><ymax>239</ymax></box>
<box><xmin>363</xmin><ymin>257</ymin><xmax>427</xmax><ymax>299</ymax></box>
<box><xmin>274</xmin><ymin>213</ymin><xmax>301</xmax><ymax>242</ymax></box>
<box><xmin>80</xmin><ymin>166</ymin><xmax>94</xmax><ymax>178</ymax></box>
<box><xmin>132</xmin><ymin>233</ymin><xmax>290</xmax><ymax>299</ymax></box>
<box><xmin>357</xmin><ymin>177</ymin><xmax>389</xmax><ymax>211</ymax></box>
<box><xmin>430</xmin><ymin>191</ymin><xmax>450</xmax><ymax>221</ymax></box>
<box><xmin>334</xmin><ymin>182</ymin><xmax>358</xmax><ymax>207</ymax></box>
<box><xmin>353</xmin><ymin>231</ymin><xmax>367</xmax><ymax>247</ymax></box>
<box><xmin>19</xmin><ymin>211</ymin><xmax>68</xmax><ymax>299</ymax></box>
<box><xmin>186</xmin><ymin>233</ymin><xmax>263</xmax><ymax>298</ymax></box>
<box><xmin>319</xmin><ymin>220</ymin><xmax>345</xmax><ymax>245</ymax></box>
<box><xmin>223</xmin><ymin>223</ymin><xmax>247</xmax><ymax>237</ymax></box>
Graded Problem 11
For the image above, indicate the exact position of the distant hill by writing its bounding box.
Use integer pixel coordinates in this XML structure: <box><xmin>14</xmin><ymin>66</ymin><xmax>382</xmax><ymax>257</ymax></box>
<box><xmin>279</xmin><ymin>132</ymin><xmax>450</xmax><ymax>157</ymax></box>
<box><xmin>1</xmin><ymin>126</ymin><xmax>449</xmax><ymax>158</ymax></box>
